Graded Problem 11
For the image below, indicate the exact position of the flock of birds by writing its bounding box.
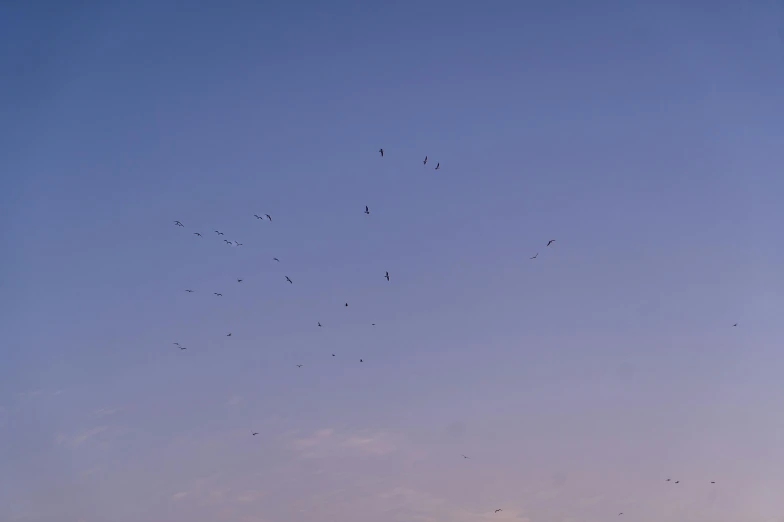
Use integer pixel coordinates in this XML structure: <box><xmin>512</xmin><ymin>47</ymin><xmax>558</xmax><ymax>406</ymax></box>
<box><xmin>171</xmin><ymin>149</ymin><xmax>721</xmax><ymax>518</ymax></box>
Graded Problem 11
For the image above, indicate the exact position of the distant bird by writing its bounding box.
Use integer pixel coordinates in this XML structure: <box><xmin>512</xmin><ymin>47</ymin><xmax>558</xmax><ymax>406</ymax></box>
<box><xmin>547</xmin><ymin>240</ymin><xmax>556</xmax><ymax>246</ymax></box>
<box><xmin>371</xmin><ymin>323</ymin><xmax>376</xmax><ymax>326</ymax></box>
<box><xmin>618</xmin><ymin>513</ymin><xmax>623</xmax><ymax>517</ymax></box>
<box><xmin>193</xmin><ymin>232</ymin><xmax>202</xmax><ymax>237</ymax></box>
<box><xmin>174</xmin><ymin>221</ymin><xmax>184</xmax><ymax>227</ymax></box>
<box><xmin>234</xmin><ymin>241</ymin><xmax>243</xmax><ymax>246</ymax></box>
<box><xmin>185</xmin><ymin>289</ymin><xmax>194</xmax><ymax>293</ymax></box>
<box><xmin>434</xmin><ymin>162</ymin><xmax>440</xmax><ymax>170</ymax></box>
<box><xmin>733</xmin><ymin>323</ymin><xmax>738</xmax><ymax>327</ymax></box>
<box><xmin>273</xmin><ymin>257</ymin><xmax>280</xmax><ymax>262</ymax></box>
<box><xmin>364</xmin><ymin>205</ymin><xmax>370</xmax><ymax>215</ymax></box>
<box><xmin>215</xmin><ymin>230</ymin><xmax>224</xmax><ymax>235</ymax></box>
<box><xmin>265</xmin><ymin>214</ymin><xmax>272</xmax><ymax>221</ymax></box>
<box><xmin>423</xmin><ymin>156</ymin><xmax>428</xmax><ymax>165</ymax></box>
<box><xmin>318</xmin><ymin>322</ymin><xmax>322</xmax><ymax>327</ymax></box>
<box><xmin>379</xmin><ymin>148</ymin><xmax>384</xmax><ymax>157</ymax></box>
<box><xmin>495</xmin><ymin>509</ymin><xmax>502</xmax><ymax>513</ymax></box>
<box><xmin>296</xmin><ymin>364</ymin><xmax>303</xmax><ymax>368</ymax></box>
<box><xmin>385</xmin><ymin>271</ymin><xmax>390</xmax><ymax>281</ymax></box>
<box><xmin>461</xmin><ymin>454</ymin><xmax>470</xmax><ymax>459</ymax></box>
<box><xmin>252</xmin><ymin>432</ymin><xmax>258</xmax><ymax>436</ymax></box>
<box><xmin>332</xmin><ymin>354</ymin><xmax>335</xmax><ymax>357</ymax></box>
<box><xmin>530</xmin><ymin>253</ymin><xmax>538</xmax><ymax>259</ymax></box>
<box><xmin>285</xmin><ymin>276</ymin><xmax>293</xmax><ymax>284</ymax></box>
<box><xmin>237</xmin><ymin>279</ymin><xmax>243</xmax><ymax>283</ymax></box>
<box><xmin>254</xmin><ymin>214</ymin><xmax>262</xmax><ymax>219</ymax></box>
<box><xmin>360</xmin><ymin>359</ymin><xmax>363</xmax><ymax>362</ymax></box>
<box><xmin>226</xmin><ymin>333</ymin><xmax>232</xmax><ymax>337</ymax></box>
<box><xmin>173</xmin><ymin>342</ymin><xmax>180</xmax><ymax>346</ymax></box>
<box><xmin>711</xmin><ymin>481</ymin><xmax>715</xmax><ymax>484</ymax></box>
<box><xmin>345</xmin><ymin>303</ymin><xmax>348</xmax><ymax>307</ymax></box>
<box><xmin>666</xmin><ymin>478</ymin><xmax>671</xmax><ymax>482</ymax></box>
<box><xmin>179</xmin><ymin>346</ymin><xmax>187</xmax><ymax>350</ymax></box>
<box><xmin>675</xmin><ymin>481</ymin><xmax>680</xmax><ymax>484</ymax></box>
<box><xmin>224</xmin><ymin>239</ymin><xmax>232</xmax><ymax>244</ymax></box>
<box><xmin>214</xmin><ymin>293</ymin><xmax>223</xmax><ymax>296</ymax></box>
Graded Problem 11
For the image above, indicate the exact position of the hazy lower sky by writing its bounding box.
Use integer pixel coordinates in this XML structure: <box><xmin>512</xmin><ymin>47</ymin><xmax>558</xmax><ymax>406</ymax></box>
<box><xmin>2</xmin><ymin>2</ymin><xmax>784</xmax><ymax>521</ymax></box>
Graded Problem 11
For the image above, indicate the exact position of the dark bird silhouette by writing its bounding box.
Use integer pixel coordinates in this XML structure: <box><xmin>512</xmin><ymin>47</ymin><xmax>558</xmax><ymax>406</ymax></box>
<box><xmin>285</xmin><ymin>276</ymin><xmax>293</xmax><ymax>284</ymax></box>
<box><xmin>345</xmin><ymin>303</ymin><xmax>348</xmax><ymax>307</ymax></box>
<box><xmin>226</xmin><ymin>333</ymin><xmax>232</xmax><ymax>337</ymax></box>
<box><xmin>495</xmin><ymin>509</ymin><xmax>502</xmax><ymax>513</ymax></box>
<box><xmin>193</xmin><ymin>232</ymin><xmax>202</xmax><ymax>237</ymax></box>
<box><xmin>174</xmin><ymin>221</ymin><xmax>184</xmax><ymax>227</ymax></box>
<box><xmin>711</xmin><ymin>481</ymin><xmax>715</xmax><ymax>484</ymax></box>
<box><xmin>733</xmin><ymin>323</ymin><xmax>738</xmax><ymax>327</ymax></box>
<box><xmin>332</xmin><ymin>354</ymin><xmax>335</xmax><ymax>356</ymax></box>
<box><xmin>666</xmin><ymin>479</ymin><xmax>671</xmax><ymax>482</ymax></box>
<box><xmin>318</xmin><ymin>322</ymin><xmax>322</xmax><ymax>327</ymax></box>
<box><xmin>237</xmin><ymin>279</ymin><xmax>243</xmax><ymax>283</ymax></box>
<box><xmin>224</xmin><ymin>239</ymin><xmax>232</xmax><ymax>244</ymax></box>
<box><xmin>461</xmin><ymin>454</ymin><xmax>470</xmax><ymax>459</ymax></box>
<box><xmin>530</xmin><ymin>253</ymin><xmax>538</xmax><ymax>259</ymax></box>
<box><xmin>234</xmin><ymin>241</ymin><xmax>243</xmax><ymax>247</ymax></box>
<box><xmin>379</xmin><ymin>148</ymin><xmax>384</xmax><ymax>157</ymax></box>
<box><xmin>265</xmin><ymin>214</ymin><xmax>272</xmax><ymax>221</ymax></box>
<box><xmin>360</xmin><ymin>359</ymin><xmax>363</xmax><ymax>362</ymax></box>
<box><xmin>252</xmin><ymin>432</ymin><xmax>259</xmax><ymax>436</ymax></box>
<box><xmin>254</xmin><ymin>214</ymin><xmax>262</xmax><ymax>219</ymax></box>
<box><xmin>618</xmin><ymin>513</ymin><xmax>623</xmax><ymax>516</ymax></box>
<box><xmin>173</xmin><ymin>342</ymin><xmax>180</xmax><ymax>346</ymax></box>
<box><xmin>364</xmin><ymin>205</ymin><xmax>370</xmax><ymax>215</ymax></box>
<box><xmin>424</xmin><ymin>156</ymin><xmax>428</xmax><ymax>165</ymax></box>
<box><xmin>371</xmin><ymin>323</ymin><xmax>376</xmax><ymax>326</ymax></box>
<box><xmin>179</xmin><ymin>346</ymin><xmax>187</xmax><ymax>350</ymax></box>
<box><xmin>214</xmin><ymin>293</ymin><xmax>223</xmax><ymax>297</ymax></box>
<box><xmin>185</xmin><ymin>289</ymin><xmax>194</xmax><ymax>292</ymax></box>
<box><xmin>215</xmin><ymin>230</ymin><xmax>224</xmax><ymax>235</ymax></box>
<box><xmin>296</xmin><ymin>364</ymin><xmax>303</xmax><ymax>368</ymax></box>
<box><xmin>273</xmin><ymin>257</ymin><xmax>280</xmax><ymax>262</ymax></box>
<box><xmin>547</xmin><ymin>240</ymin><xmax>555</xmax><ymax>246</ymax></box>
<box><xmin>385</xmin><ymin>271</ymin><xmax>390</xmax><ymax>281</ymax></box>
<box><xmin>675</xmin><ymin>481</ymin><xmax>680</xmax><ymax>484</ymax></box>
<box><xmin>435</xmin><ymin>163</ymin><xmax>440</xmax><ymax>170</ymax></box>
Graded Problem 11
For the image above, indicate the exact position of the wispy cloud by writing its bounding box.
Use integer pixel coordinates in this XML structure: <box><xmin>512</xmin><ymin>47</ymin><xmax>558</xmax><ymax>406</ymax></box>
<box><xmin>170</xmin><ymin>491</ymin><xmax>189</xmax><ymax>502</ymax></box>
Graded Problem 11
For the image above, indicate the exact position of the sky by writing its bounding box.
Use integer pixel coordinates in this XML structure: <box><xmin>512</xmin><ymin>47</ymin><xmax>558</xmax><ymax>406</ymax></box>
<box><xmin>1</xmin><ymin>1</ymin><xmax>784</xmax><ymax>521</ymax></box>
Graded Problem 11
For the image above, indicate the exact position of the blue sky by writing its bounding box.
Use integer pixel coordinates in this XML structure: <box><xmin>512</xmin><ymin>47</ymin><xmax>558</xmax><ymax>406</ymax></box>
<box><xmin>2</xmin><ymin>2</ymin><xmax>784</xmax><ymax>521</ymax></box>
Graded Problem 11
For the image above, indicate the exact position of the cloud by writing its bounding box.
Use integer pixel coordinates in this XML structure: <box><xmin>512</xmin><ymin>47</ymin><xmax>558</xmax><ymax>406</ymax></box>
<box><xmin>341</xmin><ymin>433</ymin><xmax>398</xmax><ymax>455</ymax></box>
<box><xmin>290</xmin><ymin>428</ymin><xmax>398</xmax><ymax>458</ymax></box>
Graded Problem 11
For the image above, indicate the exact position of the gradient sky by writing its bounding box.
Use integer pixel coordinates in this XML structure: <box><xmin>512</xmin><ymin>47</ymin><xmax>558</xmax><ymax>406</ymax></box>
<box><xmin>2</xmin><ymin>2</ymin><xmax>784</xmax><ymax>521</ymax></box>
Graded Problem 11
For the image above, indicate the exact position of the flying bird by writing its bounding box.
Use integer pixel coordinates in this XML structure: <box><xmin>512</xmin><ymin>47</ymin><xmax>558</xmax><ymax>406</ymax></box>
<box><xmin>385</xmin><ymin>271</ymin><xmax>390</xmax><ymax>281</ymax></box>
<box><xmin>530</xmin><ymin>253</ymin><xmax>538</xmax><ymax>259</ymax></box>
<box><xmin>226</xmin><ymin>333</ymin><xmax>232</xmax><ymax>337</ymax></box>
<box><xmin>332</xmin><ymin>354</ymin><xmax>335</xmax><ymax>357</ymax></box>
<box><xmin>253</xmin><ymin>214</ymin><xmax>262</xmax><ymax>219</ymax></box>
<box><xmin>666</xmin><ymin>478</ymin><xmax>671</xmax><ymax>482</ymax></box>
<box><xmin>461</xmin><ymin>454</ymin><xmax>470</xmax><ymax>459</ymax></box>
<box><xmin>711</xmin><ymin>481</ymin><xmax>715</xmax><ymax>484</ymax></box>
<box><xmin>214</xmin><ymin>293</ymin><xmax>223</xmax><ymax>296</ymax></box>
<box><xmin>193</xmin><ymin>232</ymin><xmax>202</xmax><ymax>237</ymax></box>
<box><xmin>234</xmin><ymin>241</ymin><xmax>243</xmax><ymax>246</ymax></box>
<box><xmin>379</xmin><ymin>148</ymin><xmax>384</xmax><ymax>157</ymax></box>
<box><xmin>733</xmin><ymin>323</ymin><xmax>738</xmax><ymax>327</ymax></box>
<box><xmin>423</xmin><ymin>156</ymin><xmax>428</xmax><ymax>165</ymax></box>
<box><xmin>435</xmin><ymin>162</ymin><xmax>440</xmax><ymax>170</ymax></box>
<box><xmin>618</xmin><ymin>513</ymin><xmax>623</xmax><ymax>516</ymax></box>
<box><xmin>285</xmin><ymin>276</ymin><xmax>293</xmax><ymax>284</ymax></box>
<box><xmin>265</xmin><ymin>214</ymin><xmax>272</xmax><ymax>221</ymax></box>
<box><xmin>215</xmin><ymin>230</ymin><xmax>224</xmax><ymax>235</ymax></box>
<box><xmin>345</xmin><ymin>303</ymin><xmax>348</xmax><ymax>307</ymax></box>
<box><xmin>371</xmin><ymin>323</ymin><xmax>376</xmax><ymax>326</ymax></box>
<box><xmin>252</xmin><ymin>432</ymin><xmax>258</xmax><ymax>436</ymax></box>
<box><xmin>360</xmin><ymin>359</ymin><xmax>363</xmax><ymax>362</ymax></box>
<box><xmin>224</xmin><ymin>239</ymin><xmax>232</xmax><ymax>244</ymax></box>
<box><xmin>173</xmin><ymin>342</ymin><xmax>180</xmax><ymax>346</ymax></box>
<box><xmin>318</xmin><ymin>322</ymin><xmax>322</xmax><ymax>327</ymax></box>
<box><xmin>174</xmin><ymin>221</ymin><xmax>184</xmax><ymax>227</ymax></box>
<box><xmin>296</xmin><ymin>364</ymin><xmax>303</xmax><ymax>368</ymax></box>
<box><xmin>179</xmin><ymin>346</ymin><xmax>187</xmax><ymax>350</ymax></box>
<box><xmin>495</xmin><ymin>509</ymin><xmax>502</xmax><ymax>513</ymax></box>
<box><xmin>185</xmin><ymin>289</ymin><xmax>194</xmax><ymax>292</ymax></box>
<box><xmin>237</xmin><ymin>279</ymin><xmax>243</xmax><ymax>283</ymax></box>
<box><xmin>547</xmin><ymin>240</ymin><xmax>556</xmax><ymax>246</ymax></box>
<box><xmin>273</xmin><ymin>257</ymin><xmax>280</xmax><ymax>262</ymax></box>
<box><xmin>364</xmin><ymin>205</ymin><xmax>370</xmax><ymax>214</ymax></box>
<box><xmin>675</xmin><ymin>481</ymin><xmax>680</xmax><ymax>484</ymax></box>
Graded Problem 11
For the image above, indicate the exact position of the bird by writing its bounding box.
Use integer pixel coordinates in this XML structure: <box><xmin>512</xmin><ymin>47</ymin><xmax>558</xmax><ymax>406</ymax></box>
<box><xmin>332</xmin><ymin>354</ymin><xmax>335</xmax><ymax>357</ymax></box>
<box><xmin>234</xmin><ymin>241</ymin><xmax>243</xmax><ymax>246</ymax></box>
<box><xmin>215</xmin><ymin>230</ymin><xmax>224</xmax><ymax>235</ymax></box>
<box><xmin>345</xmin><ymin>303</ymin><xmax>348</xmax><ymax>307</ymax></box>
<box><xmin>226</xmin><ymin>333</ymin><xmax>232</xmax><ymax>337</ymax></box>
<box><xmin>253</xmin><ymin>214</ymin><xmax>262</xmax><ymax>219</ymax></box>
<box><xmin>364</xmin><ymin>205</ymin><xmax>370</xmax><ymax>215</ymax></box>
<box><xmin>371</xmin><ymin>323</ymin><xmax>376</xmax><ymax>326</ymax></box>
<box><xmin>193</xmin><ymin>232</ymin><xmax>202</xmax><ymax>237</ymax></box>
<box><xmin>379</xmin><ymin>148</ymin><xmax>384</xmax><ymax>157</ymax></box>
<box><xmin>423</xmin><ymin>156</ymin><xmax>428</xmax><ymax>165</ymax></box>
<box><xmin>223</xmin><ymin>239</ymin><xmax>232</xmax><ymax>244</ymax></box>
<box><xmin>273</xmin><ymin>257</ymin><xmax>280</xmax><ymax>262</ymax></box>
<box><xmin>733</xmin><ymin>323</ymin><xmax>738</xmax><ymax>327</ymax></box>
<box><xmin>179</xmin><ymin>346</ymin><xmax>187</xmax><ymax>350</ymax></box>
<box><xmin>618</xmin><ymin>513</ymin><xmax>623</xmax><ymax>516</ymax></box>
<box><xmin>435</xmin><ymin>162</ymin><xmax>440</xmax><ymax>170</ymax></box>
<box><xmin>173</xmin><ymin>342</ymin><xmax>180</xmax><ymax>346</ymax></box>
<box><xmin>711</xmin><ymin>481</ymin><xmax>715</xmax><ymax>484</ymax></box>
<box><xmin>547</xmin><ymin>240</ymin><xmax>555</xmax><ymax>246</ymax></box>
<box><xmin>252</xmin><ymin>432</ymin><xmax>259</xmax><ymax>436</ymax></box>
<box><xmin>237</xmin><ymin>279</ymin><xmax>243</xmax><ymax>283</ymax></box>
<box><xmin>318</xmin><ymin>322</ymin><xmax>322</xmax><ymax>327</ymax></box>
<box><xmin>174</xmin><ymin>220</ymin><xmax>184</xmax><ymax>227</ymax></box>
<box><xmin>214</xmin><ymin>293</ymin><xmax>223</xmax><ymax>296</ymax></box>
<box><xmin>385</xmin><ymin>271</ymin><xmax>390</xmax><ymax>281</ymax></box>
<box><xmin>296</xmin><ymin>364</ymin><xmax>303</xmax><ymax>368</ymax></box>
<box><xmin>530</xmin><ymin>253</ymin><xmax>538</xmax><ymax>259</ymax></box>
<box><xmin>495</xmin><ymin>509</ymin><xmax>502</xmax><ymax>513</ymax></box>
<box><xmin>666</xmin><ymin>478</ymin><xmax>671</xmax><ymax>482</ymax></box>
<box><xmin>675</xmin><ymin>481</ymin><xmax>680</xmax><ymax>484</ymax></box>
<box><xmin>461</xmin><ymin>454</ymin><xmax>470</xmax><ymax>459</ymax></box>
<box><xmin>360</xmin><ymin>359</ymin><xmax>363</xmax><ymax>362</ymax></box>
<box><xmin>285</xmin><ymin>276</ymin><xmax>293</xmax><ymax>284</ymax></box>
<box><xmin>265</xmin><ymin>214</ymin><xmax>272</xmax><ymax>221</ymax></box>
<box><xmin>185</xmin><ymin>289</ymin><xmax>194</xmax><ymax>292</ymax></box>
